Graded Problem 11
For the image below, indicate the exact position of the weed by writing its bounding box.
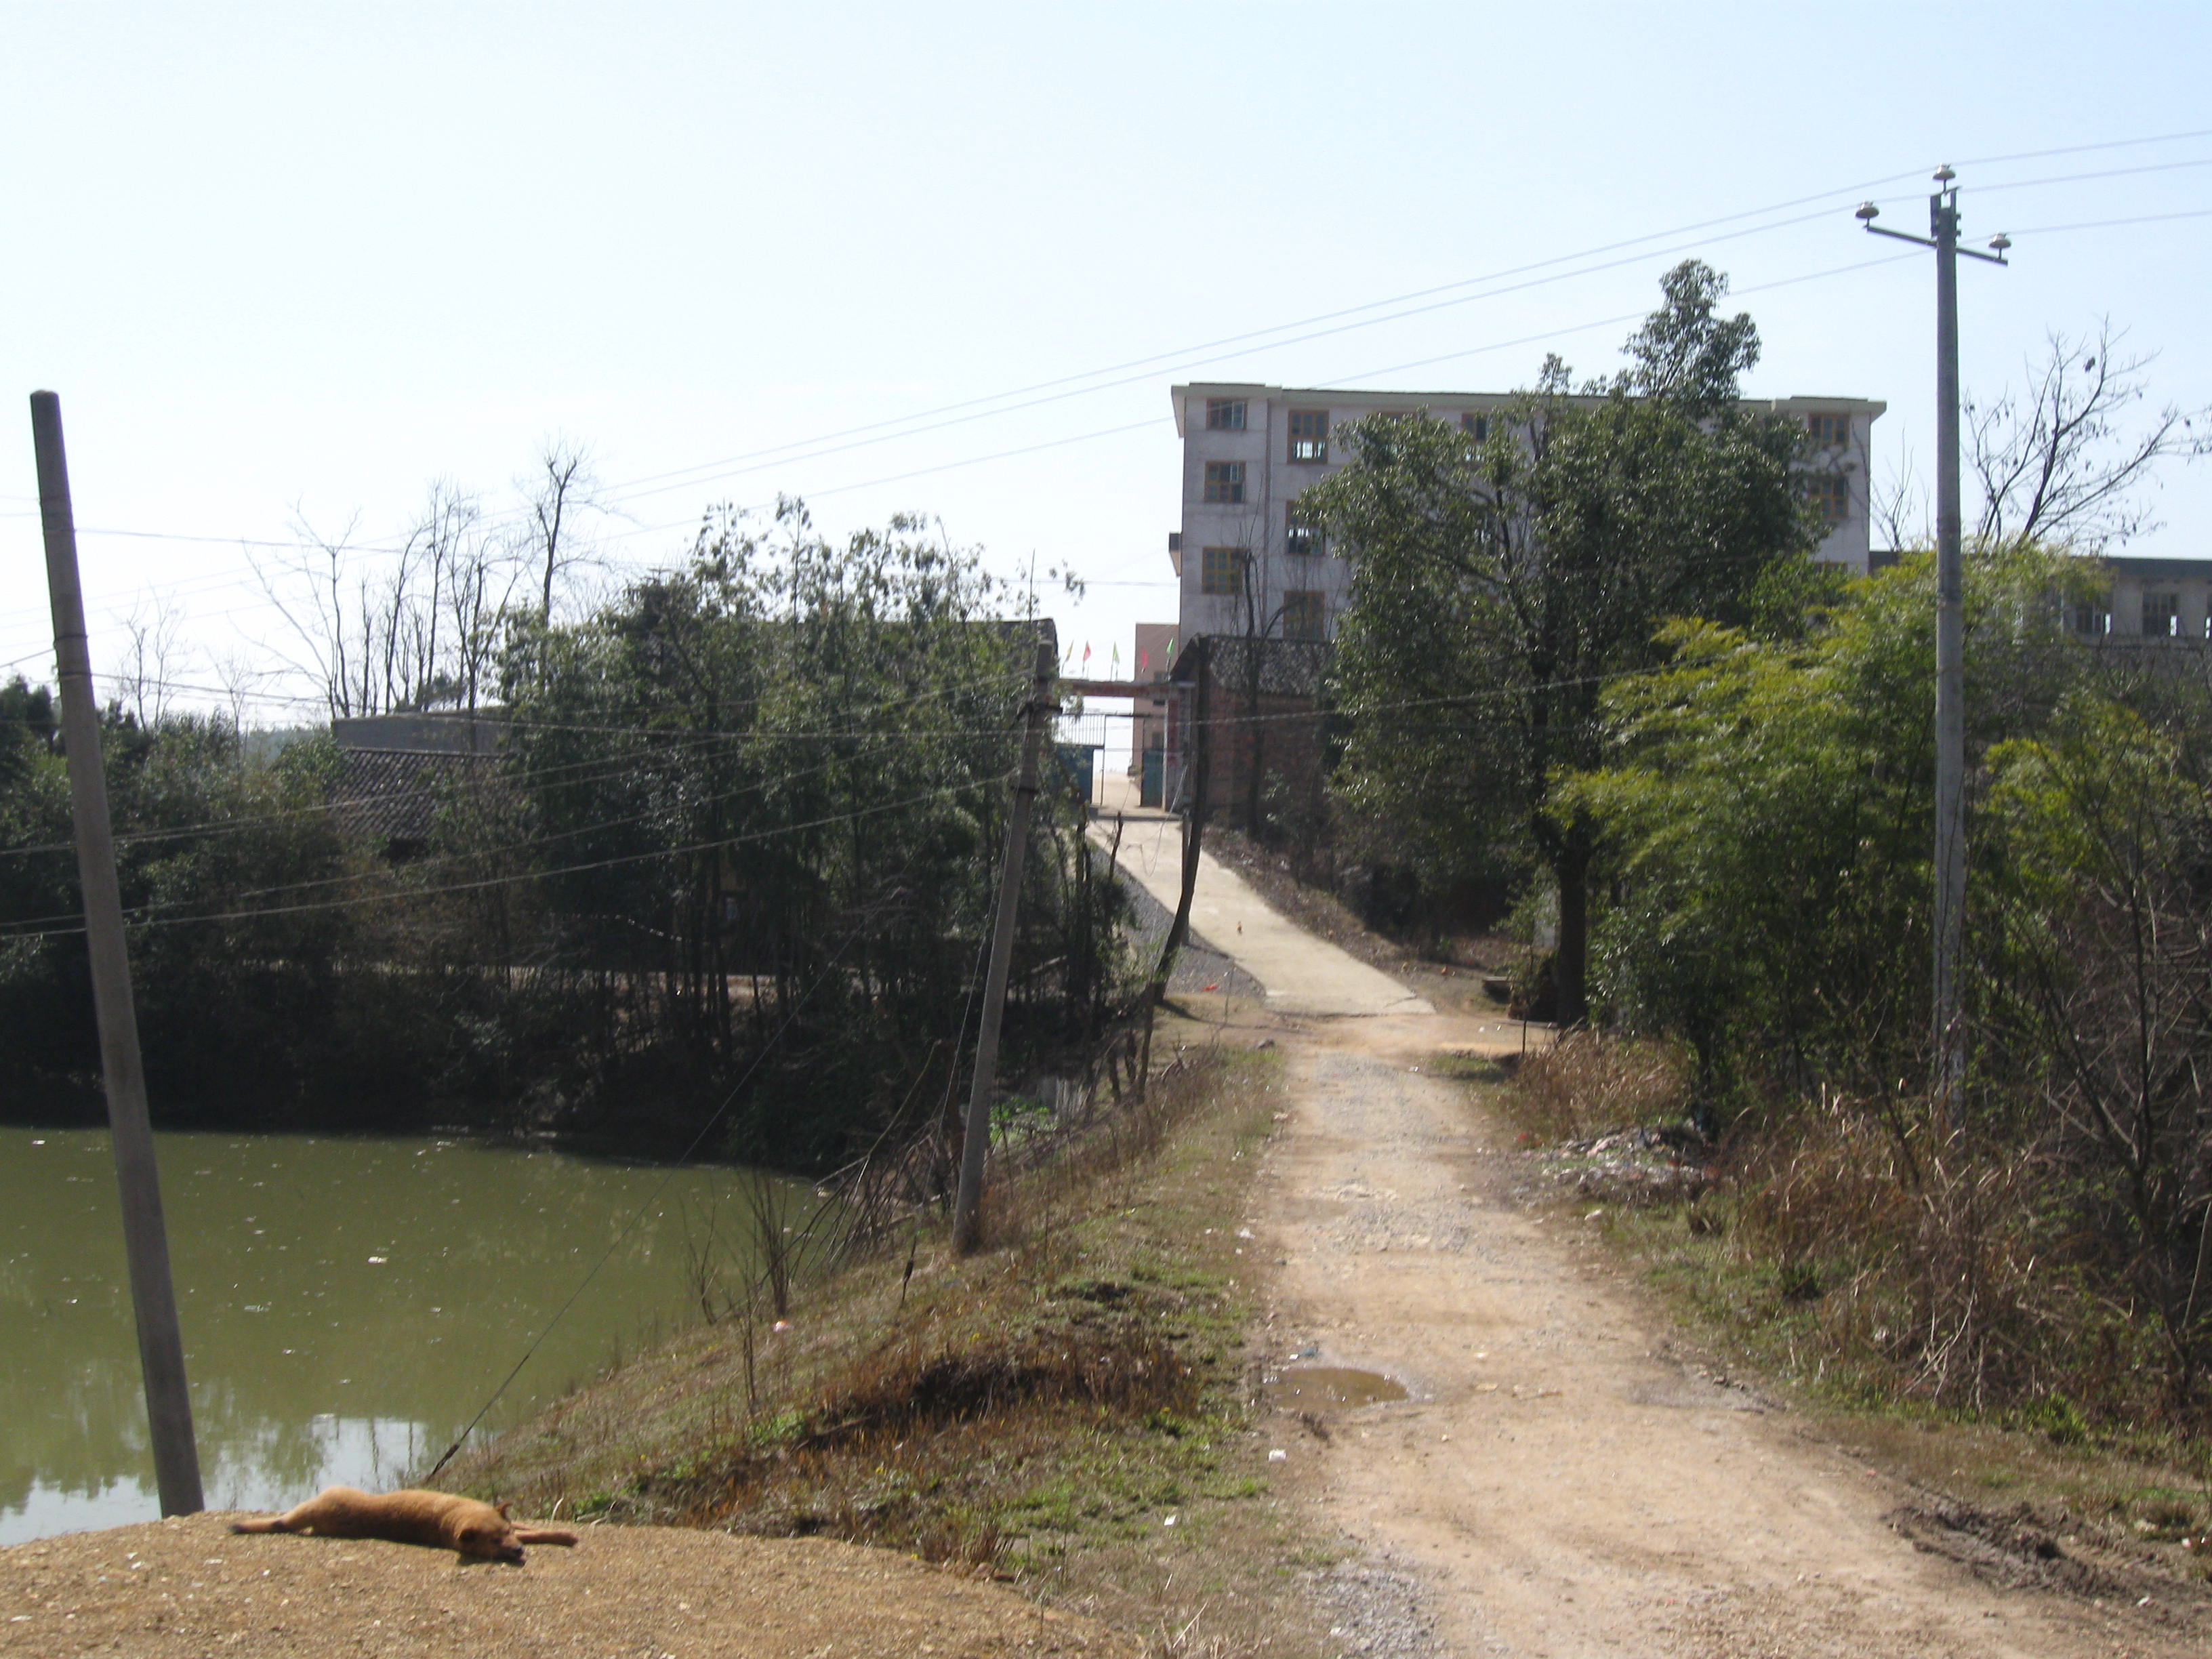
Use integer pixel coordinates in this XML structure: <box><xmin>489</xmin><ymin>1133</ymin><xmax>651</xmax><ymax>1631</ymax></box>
<box><xmin>2028</xmin><ymin>1393</ymin><xmax>2092</xmax><ymax>1448</ymax></box>
<box><xmin>447</xmin><ymin>1037</ymin><xmax>1332</xmax><ymax>1658</ymax></box>
<box><xmin>1511</xmin><ymin>1029</ymin><xmax>1689</xmax><ymax>1143</ymax></box>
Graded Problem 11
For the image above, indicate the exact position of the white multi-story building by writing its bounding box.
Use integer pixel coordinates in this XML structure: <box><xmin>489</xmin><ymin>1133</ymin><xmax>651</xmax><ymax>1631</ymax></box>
<box><xmin>1168</xmin><ymin>382</ymin><xmax>1887</xmax><ymax>645</ymax></box>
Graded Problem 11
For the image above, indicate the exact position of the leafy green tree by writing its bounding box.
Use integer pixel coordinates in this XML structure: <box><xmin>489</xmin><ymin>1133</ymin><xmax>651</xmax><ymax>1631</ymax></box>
<box><xmin>1982</xmin><ymin>689</ymin><xmax>2212</xmax><ymax>1402</ymax></box>
<box><xmin>1308</xmin><ymin>262</ymin><xmax>1818</xmax><ymax>1021</ymax></box>
<box><xmin>1567</xmin><ymin>546</ymin><xmax>2089</xmax><ymax>1100</ymax></box>
<box><xmin>0</xmin><ymin>508</ymin><xmax>1126</xmax><ymax>1170</ymax></box>
<box><xmin>497</xmin><ymin>501</ymin><xmax>1119</xmax><ymax>1163</ymax></box>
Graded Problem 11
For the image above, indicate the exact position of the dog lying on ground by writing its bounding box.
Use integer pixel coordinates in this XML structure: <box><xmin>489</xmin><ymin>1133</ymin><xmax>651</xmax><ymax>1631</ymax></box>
<box><xmin>230</xmin><ymin>1486</ymin><xmax>578</xmax><ymax>1563</ymax></box>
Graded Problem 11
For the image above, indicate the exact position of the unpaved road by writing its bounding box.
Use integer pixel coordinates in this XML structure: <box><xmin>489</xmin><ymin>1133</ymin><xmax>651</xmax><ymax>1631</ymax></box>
<box><xmin>1252</xmin><ymin>1013</ymin><xmax>2203</xmax><ymax>1659</ymax></box>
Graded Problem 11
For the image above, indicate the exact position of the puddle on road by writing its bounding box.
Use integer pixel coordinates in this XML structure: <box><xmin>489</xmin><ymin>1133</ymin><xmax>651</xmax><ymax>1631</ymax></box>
<box><xmin>1265</xmin><ymin>1366</ymin><xmax>1408</xmax><ymax>1410</ymax></box>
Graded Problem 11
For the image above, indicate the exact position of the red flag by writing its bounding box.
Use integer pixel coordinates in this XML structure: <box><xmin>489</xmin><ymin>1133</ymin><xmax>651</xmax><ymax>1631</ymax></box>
<box><xmin>1139</xmin><ymin>647</ymin><xmax>1150</xmax><ymax>674</ymax></box>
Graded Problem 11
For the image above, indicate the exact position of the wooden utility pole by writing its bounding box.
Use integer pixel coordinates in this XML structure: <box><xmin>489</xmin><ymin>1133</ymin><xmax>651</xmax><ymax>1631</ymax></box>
<box><xmin>951</xmin><ymin>638</ymin><xmax>1059</xmax><ymax>1254</ymax></box>
<box><xmin>30</xmin><ymin>390</ymin><xmax>205</xmax><ymax>1516</ymax></box>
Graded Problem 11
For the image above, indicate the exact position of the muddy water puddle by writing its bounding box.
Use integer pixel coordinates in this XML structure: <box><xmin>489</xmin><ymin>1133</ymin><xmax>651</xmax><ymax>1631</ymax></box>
<box><xmin>1265</xmin><ymin>1366</ymin><xmax>1408</xmax><ymax>1410</ymax></box>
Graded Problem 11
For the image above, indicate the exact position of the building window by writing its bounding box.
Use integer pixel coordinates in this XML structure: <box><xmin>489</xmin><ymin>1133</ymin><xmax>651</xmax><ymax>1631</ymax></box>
<box><xmin>1807</xmin><ymin>472</ymin><xmax>1850</xmax><ymax>525</ymax></box>
<box><xmin>1807</xmin><ymin>413</ymin><xmax>1852</xmax><ymax>447</ymax></box>
<box><xmin>1288</xmin><ymin>409</ymin><xmax>1328</xmax><ymax>464</ymax></box>
<box><xmin>1461</xmin><ymin>412</ymin><xmax>1489</xmax><ymax>442</ymax></box>
<box><xmin>1200</xmin><ymin>546</ymin><xmax>1248</xmax><ymax>596</ymax></box>
<box><xmin>2067</xmin><ymin>600</ymin><xmax>2110</xmax><ymax>637</ymax></box>
<box><xmin>1203</xmin><ymin>461</ymin><xmax>1246</xmax><ymax>504</ymax></box>
<box><xmin>1282</xmin><ymin>590</ymin><xmax>1326</xmax><ymax>641</ymax></box>
<box><xmin>1286</xmin><ymin>501</ymin><xmax>1324</xmax><ymax>558</ymax></box>
<box><xmin>2143</xmin><ymin>593</ymin><xmax>2180</xmax><ymax>637</ymax></box>
<box><xmin>1206</xmin><ymin>398</ymin><xmax>1247</xmax><ymax>431</ymax></box>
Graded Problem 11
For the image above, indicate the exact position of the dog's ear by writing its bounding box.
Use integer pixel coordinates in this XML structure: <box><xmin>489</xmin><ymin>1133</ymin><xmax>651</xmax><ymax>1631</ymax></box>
<box><xmin>497</xmin><ymin>1501</ymin><xmax>512</xmax><ymax>1519</ymax></box>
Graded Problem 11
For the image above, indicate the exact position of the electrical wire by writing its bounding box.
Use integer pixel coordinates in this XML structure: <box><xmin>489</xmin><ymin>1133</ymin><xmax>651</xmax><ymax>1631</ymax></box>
<box><xmin>420</xmin><ymin>886</ymin><xmax>916</xmax><ymax>1483</ymax></box>
<box><xmin>4</xmin><ymin>129</ymin><xmax>2207</xmax><ymax>668</ymax></box>
<box><xmin>0</xmin><ymin>664</ymin><xmax>1034</xmax><ymax>863</ymax></box>
<box><xmin>0</xmin><ymin>769</ymin><xmax>1017</xmax><ymax>942</ymax></box>
<box><xmin>1960</xmin><ymin>125</ymin><xmax>2212</xmax><ymax>167</ymax></box>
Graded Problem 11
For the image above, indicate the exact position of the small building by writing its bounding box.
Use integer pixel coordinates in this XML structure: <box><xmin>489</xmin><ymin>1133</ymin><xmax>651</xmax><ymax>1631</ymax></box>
<box><xmin>1127</xmin><ymin>621</ymin><xmax>1176</xmax><ymax>798</ymax></box>
<box><xmin>330</xmin><ymin>708</ymin><xmax>507</xmax><ymax>859</ymax></box>
<box><xmin>1161</xmin><ymin>634</ymin><xmax>1332</xmax><ymax>836</ymax></box>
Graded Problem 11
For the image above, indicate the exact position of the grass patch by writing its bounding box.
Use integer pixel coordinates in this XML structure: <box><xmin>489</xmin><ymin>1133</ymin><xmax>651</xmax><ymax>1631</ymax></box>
<box><xmin>450</xmin><ymin>1018</ymin><xmax>1338</xmax><ymax>1655</ymax></box>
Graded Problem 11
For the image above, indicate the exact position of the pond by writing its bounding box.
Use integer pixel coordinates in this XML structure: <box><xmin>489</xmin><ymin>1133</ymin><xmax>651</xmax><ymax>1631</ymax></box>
<box><xmin>0</xmin><ymin>1124</ymin><xmax>809</xmax><ymax>1544</ymax></box>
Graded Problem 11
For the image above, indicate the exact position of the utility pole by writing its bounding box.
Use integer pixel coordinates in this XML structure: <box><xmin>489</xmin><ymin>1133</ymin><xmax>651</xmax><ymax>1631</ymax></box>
<box><xmin>1133</xmin><ymin>637</ymin><xmax>1212</xmax><ymax>1098</ymax></box>
<box><xmin>951</xmin><ymin>636</ymin><xmax>1060</xmax><ymax>1254</ymax></box>
<box><xmin>1857</xmin><ymin>171</ymin><xmax>2011</xmax><ymax>1138</ymax></box>
<box><xmin>30</xmin><ymin>391</ymin><xmax>205</xmax><ymax>1515</ymax></box>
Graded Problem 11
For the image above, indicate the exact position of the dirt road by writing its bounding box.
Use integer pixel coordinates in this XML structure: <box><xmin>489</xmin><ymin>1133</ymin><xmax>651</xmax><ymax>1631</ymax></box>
<box><xmin>1251</xmin><ymin>1012</ymin><xmax>2201</xmax><ymax>1659</ymax></box>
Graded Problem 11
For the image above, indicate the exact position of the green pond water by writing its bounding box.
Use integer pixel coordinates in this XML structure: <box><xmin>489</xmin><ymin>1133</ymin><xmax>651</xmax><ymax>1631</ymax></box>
<box><xmin>0</xmin><ymin>1124</ymin><xmax>808</xmax><ymax>1545</ymax></box>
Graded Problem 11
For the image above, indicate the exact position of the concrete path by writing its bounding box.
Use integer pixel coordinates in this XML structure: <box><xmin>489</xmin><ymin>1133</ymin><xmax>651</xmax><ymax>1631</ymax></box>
<box><xmin>1088</xmin><ymin>807</ymin><xmax>1433</xmax><ymax>1018</ymax></box>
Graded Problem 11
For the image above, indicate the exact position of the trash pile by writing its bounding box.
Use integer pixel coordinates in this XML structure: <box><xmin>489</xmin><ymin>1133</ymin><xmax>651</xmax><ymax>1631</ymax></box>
<box><xmin>1534</xmin><ymin>1123</ymin><xmax>1716</xmax><ymax>1204</ymax></box>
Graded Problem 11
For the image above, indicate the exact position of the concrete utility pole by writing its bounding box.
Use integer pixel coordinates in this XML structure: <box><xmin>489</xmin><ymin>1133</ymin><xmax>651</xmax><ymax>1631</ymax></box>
<box><xmin>30</xmin><ymin>391</ymin><xmax>205</xmax><ymax>1516</ymax></box>
<box><xmin>1857</xmin><ymin>172</ymin><xmax>2011</xmax><ymax>1136</ymax></box>
<box><xmin>951</xmin><ymin>638</ymin><xmax>1060</xmax><ymax>1254</ymax></box>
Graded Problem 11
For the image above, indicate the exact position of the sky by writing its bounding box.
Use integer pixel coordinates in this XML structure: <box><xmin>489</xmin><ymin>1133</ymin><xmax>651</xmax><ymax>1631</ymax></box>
<box><xmin>4</xmin><ymin>1</ymin><xmax>2209</xmax><ymax>760</ymax></box>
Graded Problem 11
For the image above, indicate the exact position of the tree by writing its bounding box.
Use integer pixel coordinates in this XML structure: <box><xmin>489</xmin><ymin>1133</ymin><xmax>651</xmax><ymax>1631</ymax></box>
<box><xmin>1967</xmin><ymin>321</ymin><xmax>2210</xmax><ymax>552</ymax></box>
<box><xmin>118</xmin><ymin>598</ymin><xmax>191</xmax><ymax>729</ymax></box>
<box><xmin>257</xmin><ymin>481</ymin><xmax>520</xmax><ymax>716</ymax></box>
<box><xmin>1309</xmin><ymin>262</ymin><xmax>1818</xmax><ymax>1023</ymax></box>
<box><xmin>1984</xmin><ymin>689</ymin><xmax>2212</xmax><ymax>1404</ymax></box>
<box><xmin>521</xmin><ymin>438</ymin><xmax>602</xmax><ymax>625</ymax></box>
<box><xmin>1569</xmin><ymin>544</ymin><xmax>2090</xmax><ymax>1097</ymax></box>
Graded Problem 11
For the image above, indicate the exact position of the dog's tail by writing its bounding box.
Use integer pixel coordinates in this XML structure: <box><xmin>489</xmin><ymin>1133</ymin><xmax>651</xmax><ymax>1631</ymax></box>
<box><xmin>512</xmin><ymin>1527</ymin><xmax>578</xmax><ymax>1547</ymax></box>
<box><xmin>228</xmin><ymin>1517</ymin><xmax>291</xmax><ymax>1534</ymax></box>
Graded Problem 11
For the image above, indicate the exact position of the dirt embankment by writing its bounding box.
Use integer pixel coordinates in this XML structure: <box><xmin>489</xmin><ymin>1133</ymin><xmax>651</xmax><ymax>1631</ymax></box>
<box><xmin>0</xmin><ymin>1512</ymin><xmax>1127</xmax><ymax>1658</ymax></box>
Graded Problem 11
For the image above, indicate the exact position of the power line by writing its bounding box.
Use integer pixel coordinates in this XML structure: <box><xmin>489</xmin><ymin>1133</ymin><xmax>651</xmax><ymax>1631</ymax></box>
<box><xmin>0</xmin><ymin>228</ymin><xmax>1970</xmax><ymax>625</ymax></box>
<box><xmin>421</xmin><ymin>886</ymin><xmax>929</xmax><ymax>1483</ymax></box>
<box><xmin>582</xmin><ymin>124</ymin><xmax>2212</xmax><ymax>508</ymax></box>
<box><xmin>0</xmin><ymin>771</ymin><xmax>1018</xmax><ymax>942</ymax></box>
<box><xmin>2006</xmin><ymin>206</ymin><xmax>2212</xmax><ymax>236</ymax></box>
<box><xmin>5</xmin><ymin>140</ymin><xmax>2208</xmax><ymax>653</ymax></box>
<box><xmin>0</xmin><ymin>169</ymin><xmax>2030</xmax><ymax>579</ymax></box>
<box><xmin>0</xmin><ymin>666</ymin><xmax>1033</xmax><ymax>862</ymax></box>
<box><xmin>1959</xmin><ymin>125</ymin><xmax>2212</xmax><ymax>167</ymax></box>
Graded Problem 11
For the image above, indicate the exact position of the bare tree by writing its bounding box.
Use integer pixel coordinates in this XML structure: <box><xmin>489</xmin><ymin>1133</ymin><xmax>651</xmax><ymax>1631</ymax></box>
<box><xmin>210</xmin><ymin>647</ymin><xmax>274</xmax><ymax>735</ymax></box>
<box><xmin>399</xmin><ymin>480</ymin><xmax>522</xmax><ymax>712</ymax></box>
<box><xmin>520</xmin><ymin>438</ymin><xmax>600</xmax><ymax>623</ymax></box>
<box><xmin>256</xmin><ymin>485</ymin><xmax>518</xmax><ymax>718</ymax></box>
<box><xmin>252</xmin><ymin>508</ymin><xmax>380</xmax><ymax>718</ymax></box>
<box><xmin>1967</xmin><ymin>321</ymin><xmax>2211</xmax><ymax>552</ymax></box>
<box><xmin>117</xmin><ymin>597</ymin><xmax>190</xmax><ymax>727</ymax></box>
<box><xmin>1870</xmin><ymin>447</ymin><xmax>1926</xmax><ymax>556</ymax></box>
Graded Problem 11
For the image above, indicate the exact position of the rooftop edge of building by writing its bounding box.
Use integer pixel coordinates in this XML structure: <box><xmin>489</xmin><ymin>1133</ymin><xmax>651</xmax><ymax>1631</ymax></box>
<box><xmin>1171</xmin><ymin>381</ymin><xmax>1885</xmax><ymax>435</ymax></box>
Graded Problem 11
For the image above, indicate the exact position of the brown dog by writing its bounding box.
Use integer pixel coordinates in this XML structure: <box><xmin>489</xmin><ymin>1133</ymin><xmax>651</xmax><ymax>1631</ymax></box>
<box><xmin>230</xmin><ymin>1486</ymin><xmax>578</xmax><ymax>1563</ymax></box>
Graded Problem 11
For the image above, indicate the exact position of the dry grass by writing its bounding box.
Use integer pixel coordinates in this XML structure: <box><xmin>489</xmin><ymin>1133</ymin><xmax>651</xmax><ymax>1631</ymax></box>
<box><xmin>1510</xmin><ymin>1028</ymin><xmax>1691</xmax><ymax>1142</ymax></box>
<box><xmin>448</xmin><ymin>1015</ymin><xmax>1338</xmax><ymax>1658</ymax></box>
<box><xmin>1486</xmin><ymin>1049</ymin><xmax>2212</xmax><ymax>1584</ymax></box>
